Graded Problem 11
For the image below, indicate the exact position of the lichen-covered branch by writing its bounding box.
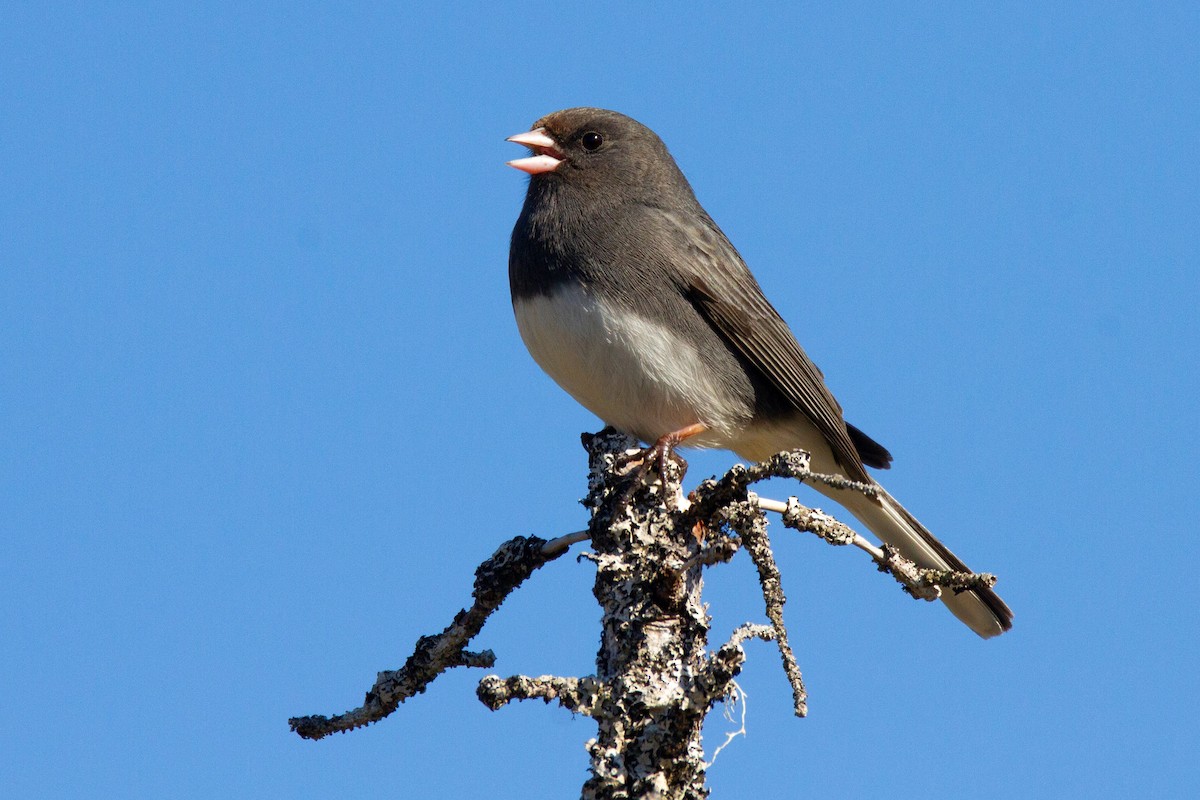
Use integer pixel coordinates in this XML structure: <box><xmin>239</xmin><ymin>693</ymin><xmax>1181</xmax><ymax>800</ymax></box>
<box><xmin>699</xmin><ymin>623</ymin><xmax>776</xmax><ymax>696</ymax></box>
<box><xmin>573</xmin><ymin>429</ymin><xmax>713</xmax><ymax>800</ymax></box>
<box><xmin>288</xmin><ymin>534</ymin><xmax>565</xmax><ymax>740</ymax></box>
<box><xmin>684</xmin><ymin>449</ymin><xmax>875</xmax><ymax>524</ymax></box>
<box><xmin>290</xmin><ymin>431</ymin><xmax>1005</xmax><ymax>798</ymax></box>
<box><xmin>711</xmin><ymin>498</ymin><xmax>808</xmax><ymax>718</ymax></box>
<box><xmin>477</xmin><ymin>674</ymin><xmax>606</xmax><ymax>716</ymax></box>
<box><xmin>759</xmin><ymin>496</ymin><xmax>999</xmax><ymax>604</ymax></box>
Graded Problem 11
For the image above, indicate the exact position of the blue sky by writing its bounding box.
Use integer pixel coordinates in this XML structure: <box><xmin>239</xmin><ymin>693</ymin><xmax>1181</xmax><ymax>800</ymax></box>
<box><xmin>2</xmin><ymin>2</ymin><xmax>1197</xmax><ymax>797</ymax></box>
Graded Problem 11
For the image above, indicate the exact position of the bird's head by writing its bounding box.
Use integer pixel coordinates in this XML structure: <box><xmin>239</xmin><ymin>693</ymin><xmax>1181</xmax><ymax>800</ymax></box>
<box><xmin>506</xmin><ymin>107</ymin><xmax>688</xmax><ymax>199</ymax></box>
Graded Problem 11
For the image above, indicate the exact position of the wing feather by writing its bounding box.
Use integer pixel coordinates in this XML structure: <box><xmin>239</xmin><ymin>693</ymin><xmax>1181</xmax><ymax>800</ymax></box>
<box><xmin>646</xmin><ymin>206</ymin><xmax>874</xmax><ymax>482</ymax></box>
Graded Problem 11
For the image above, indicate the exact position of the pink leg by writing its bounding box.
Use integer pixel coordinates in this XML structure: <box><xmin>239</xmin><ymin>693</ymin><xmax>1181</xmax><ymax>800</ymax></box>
<box><xmin>616</xmin><ymin>422</ymin><xmax>709</xmax><ymax>480</ymax></box>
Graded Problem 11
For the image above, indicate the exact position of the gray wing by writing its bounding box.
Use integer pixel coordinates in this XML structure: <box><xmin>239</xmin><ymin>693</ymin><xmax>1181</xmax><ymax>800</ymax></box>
<box><xmin>645</xmin><ymin>206</ymin><xmax>874</xmax><ymax>483</ymax></box>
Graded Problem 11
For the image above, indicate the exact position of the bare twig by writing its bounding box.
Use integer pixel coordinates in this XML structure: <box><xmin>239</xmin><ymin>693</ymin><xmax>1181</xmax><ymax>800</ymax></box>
<box><xmin>542</xmin><ymin>529</ymin><xmax>590</xmax><ymax>556</ymax></box>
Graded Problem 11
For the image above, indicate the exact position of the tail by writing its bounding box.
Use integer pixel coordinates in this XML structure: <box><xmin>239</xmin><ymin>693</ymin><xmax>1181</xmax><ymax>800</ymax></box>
<box><xmin>816</xmin><ymin>481</ymin><xmax>1013</xmax><ymax>638</ymax></box>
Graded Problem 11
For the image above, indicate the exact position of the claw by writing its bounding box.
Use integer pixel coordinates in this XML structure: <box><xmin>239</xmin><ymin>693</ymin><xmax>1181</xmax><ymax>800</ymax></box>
<box><xmin>610</xmin><ymin>424</ymin><xmax>707</xmax><ymax>504</ymax></box>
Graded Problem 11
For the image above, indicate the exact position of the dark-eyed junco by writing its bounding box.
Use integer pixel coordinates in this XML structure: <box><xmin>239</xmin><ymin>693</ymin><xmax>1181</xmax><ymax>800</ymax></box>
<box><xmin>506</xmin><ymin>107</ymin><xmax>1011</xmax><ymax>638</ymax></box>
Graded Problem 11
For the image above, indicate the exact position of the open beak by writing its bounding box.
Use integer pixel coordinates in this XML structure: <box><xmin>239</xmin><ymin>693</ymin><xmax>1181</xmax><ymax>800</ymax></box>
<box><xmin>506</xmin><ymin>128</ymin><xmax>564</xmax><ymax>175</ymax></box>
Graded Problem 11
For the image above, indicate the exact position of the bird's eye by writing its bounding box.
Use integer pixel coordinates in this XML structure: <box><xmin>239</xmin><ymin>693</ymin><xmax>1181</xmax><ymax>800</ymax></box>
<box><xmin>581</xmin><ymin>131</ymin><xmax>604</xmax><ymax>152</ymax></box>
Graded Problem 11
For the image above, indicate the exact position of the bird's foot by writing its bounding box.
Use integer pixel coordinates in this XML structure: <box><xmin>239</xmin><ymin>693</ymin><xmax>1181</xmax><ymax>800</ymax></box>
<box><xmin>612</xmin><ymin>443</ymin><xmax>686</xmax><ymax>508</ymax></box>
<box><xmin>611</xmin><ymin>425</ymin><xmax>707</xmax><ymax>505</ymax></box>
<box><xmin>614</xmin><ymin>438</ymin><xmax>689</xmax><ymax>480</ymax></box>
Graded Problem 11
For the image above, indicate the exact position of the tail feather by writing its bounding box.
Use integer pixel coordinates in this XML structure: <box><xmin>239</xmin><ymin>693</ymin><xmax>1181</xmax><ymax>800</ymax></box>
<box><xmin>818</xmin><ymin>482</ymin><xmax>1013</xmax><ymax>638</ymax></box>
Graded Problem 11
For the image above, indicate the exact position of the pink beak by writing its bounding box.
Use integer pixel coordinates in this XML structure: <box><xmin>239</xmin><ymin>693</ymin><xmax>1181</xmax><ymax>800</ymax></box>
<box><xmin>506</xmin><ymin>128</ymin><xmax>564</xmax><ymax>175</ymax></box>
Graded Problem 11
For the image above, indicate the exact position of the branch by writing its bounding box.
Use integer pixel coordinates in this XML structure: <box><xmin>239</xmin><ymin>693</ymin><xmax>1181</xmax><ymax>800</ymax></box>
<box><xmin>717</xmin><ymin>499</ymin><xmax>808</xmax><ymax>717</ymax></box>
<box><xmin>685</xmin><ymin>449</ymin><xmax>877</xmax><ymax>523</ymax></box>
<box><xmin>687</xmin><ymin>622</ymin><xmax>775</xmax><ymax>742</ymax></box>
<box><xmin>477</xmin><ymin>674</ymin><xmax>606</xmax><ymax>716</ymax></box>
<box><xmin>703</xmin><ymin>628</ymin><xmax>779</xmax><ymax>767</ymax></box>
<box><xmin>289</xmin><ymin>534</ymin><xmax>571</xmax><ymax>740</ymax></box>
<box><xmin>542</xmin><ymin>529</ymin><xmax>590</xmax><ymax>556</ymax></box>
<box><xmin>700</xmin><ymin>623</ymin><xmax>775</xmax><ymax>693</ymax></box>
<box><xmin>757</xmin><ymin>495</ymin><xmax>999</xmax><ymax>603</ymax></box>
<box><xmin>290</xmin><ymin>432</ymin><xmax>1006</xmax><ymax>799</ymax></box>
<box><xmin>681</xmin><ymin>454</ymin><xmax>823</xmax><ymax>719</ymax></box>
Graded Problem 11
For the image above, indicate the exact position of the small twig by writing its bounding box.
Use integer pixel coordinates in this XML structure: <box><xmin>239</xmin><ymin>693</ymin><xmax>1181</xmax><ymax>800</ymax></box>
<box><xmin>477</xmin><ymin>674</ymin><xmax>606</xmax><ymax>716</ymax></box>
<box><xmin>542</xmin><ymin>529</ymin><xmax>590</xmax><ymax>556</ymax></box>
<box><xmin>801</xmin><ymin>472</ymin><xmax>880</xmax><ymax>499</ymax></box>
<box><xmin>877</xmin><ymin>544</ymin><xmax>998</xmax><ymax>597</ymax></box>
<box><xmin>759</xmin><ymin>497</ymin><xmax>877</xmax><ymax>553</ymax></box>
<box><xmin>726</xmin><ymin>623</ymin><xmax>777</xmax><ymax>648</ymax></box>
<box><xmin>701</xmin><ymin>623</ymin><xmax>775</xmax><ymax>688</ymax></box>
<box><xmin>719</xmin><ymin>499</ymin><xmax>807</xmax><ymax>718</ymax></box>
<box><xmin>455</xmin><ymin>650</ymin><xmax>498</xmax><ymax>668</ymax></box>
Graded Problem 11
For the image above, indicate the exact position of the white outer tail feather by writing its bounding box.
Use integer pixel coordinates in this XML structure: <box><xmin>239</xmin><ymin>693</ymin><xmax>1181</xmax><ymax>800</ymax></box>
<box><xmin>812</xmin><ymin>481</ymin><xmax>1012</xmax><ymax>638</ymax></box>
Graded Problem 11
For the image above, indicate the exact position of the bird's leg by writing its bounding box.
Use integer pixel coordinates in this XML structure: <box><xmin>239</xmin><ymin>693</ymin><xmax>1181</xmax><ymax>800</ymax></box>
<box><xmin>647</xmin><ymin>422</ymin><xmax>707</xmax><ymax>477</ymax></box>
<box><xmin>614</xmin><ymin>423</ymin><xmax>708</xmax><ymax>484</ymax></box>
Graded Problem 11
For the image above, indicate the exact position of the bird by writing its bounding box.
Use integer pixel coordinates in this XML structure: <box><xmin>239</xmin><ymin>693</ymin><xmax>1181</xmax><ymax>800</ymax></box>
<box><xmin>505</xmin><ymin>107</ymin><xmax>1012</xmax><ymax>638</ymax></box>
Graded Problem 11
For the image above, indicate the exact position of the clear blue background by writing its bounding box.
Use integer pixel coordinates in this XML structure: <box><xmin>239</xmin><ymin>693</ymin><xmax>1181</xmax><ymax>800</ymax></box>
<box><xmin>3</xmin><ymin>2</ymin><xmax>1197</xmax><ymax>797</ymax></box>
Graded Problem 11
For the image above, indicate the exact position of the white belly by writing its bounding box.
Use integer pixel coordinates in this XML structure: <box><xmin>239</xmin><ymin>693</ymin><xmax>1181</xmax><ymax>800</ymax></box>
<box><xmin>513</xmin><ymin>284</ymin><xmax>750</xmax><ymax>445</ymax></box>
